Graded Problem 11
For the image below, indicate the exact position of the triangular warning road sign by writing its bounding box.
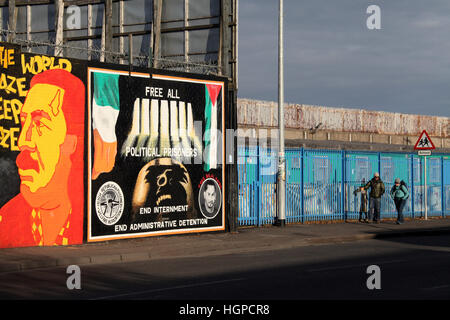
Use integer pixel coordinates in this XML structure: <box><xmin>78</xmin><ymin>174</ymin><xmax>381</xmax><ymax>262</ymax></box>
<box><xmin>414</xmin><ymin>130</ymin><xmax>435</xmax><ymax>150</ymax></box>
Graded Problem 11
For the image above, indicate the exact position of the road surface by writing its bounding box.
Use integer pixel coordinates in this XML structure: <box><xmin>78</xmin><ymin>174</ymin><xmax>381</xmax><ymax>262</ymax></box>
<box><xmin>1</xmin><ymin>234</ymin><xmax>450</xmax><ymax>300</ymax></box>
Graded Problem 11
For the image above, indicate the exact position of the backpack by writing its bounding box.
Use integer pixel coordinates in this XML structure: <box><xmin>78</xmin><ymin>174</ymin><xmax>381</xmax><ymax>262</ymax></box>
<box><xmin>400</xmin><ymin>180</ymin><xmax>409</xmax><ymax>199</ymax></box>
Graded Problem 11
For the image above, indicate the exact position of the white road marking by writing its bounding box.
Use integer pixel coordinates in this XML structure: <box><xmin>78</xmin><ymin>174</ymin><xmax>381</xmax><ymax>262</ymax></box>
<box><xmin>91</xmin><ymin>277</ymin><xmax>246</xmax><ymax>300</ymax></box>
<box><xmin>307</xmin><ymin>259</ymin><xmax>407</xmax><ymax>273</ymax></box>
<box><xmin>421</xmin><ymin>284</ymin><xmax>450</xmax><ymax>291</ymax></box>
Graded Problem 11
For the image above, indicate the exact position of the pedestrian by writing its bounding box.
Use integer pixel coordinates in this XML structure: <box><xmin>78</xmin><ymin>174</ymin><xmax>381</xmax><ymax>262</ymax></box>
<box><xmin>354</xmin><ymin>178</ymin><xmax>368</xmax><ymax>223</ymax></box>
<box><xmin>364</xmin><ymin>172</ymin><xmax>385</xmax><ymax>223</ymax></box>
<box><xmin>390</xmin><ymin>178</ymin><xmax>409</xmax><ymax>224</ymax></box>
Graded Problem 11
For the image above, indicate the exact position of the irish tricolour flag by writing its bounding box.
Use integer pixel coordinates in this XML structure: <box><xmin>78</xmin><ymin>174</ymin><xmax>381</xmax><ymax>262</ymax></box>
<box><xmin>204</xmin><ymin>84</ymin><xmax>222</xmax><ymax>172</ymax></box>
<box><xmin>92</xmin><ymin>72</ymin><xmax>120</xmax><ymax>179</ymax></box>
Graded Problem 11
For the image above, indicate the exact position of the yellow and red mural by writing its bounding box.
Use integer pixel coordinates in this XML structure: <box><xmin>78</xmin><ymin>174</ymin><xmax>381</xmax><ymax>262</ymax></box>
<box><xmin>0</xmin><ymin>43</ymin><xmax>85</xmax><ymax>248</ymax></box>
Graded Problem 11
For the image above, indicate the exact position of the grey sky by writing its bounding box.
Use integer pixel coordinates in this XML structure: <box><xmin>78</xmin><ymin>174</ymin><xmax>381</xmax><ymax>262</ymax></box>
<box><xmin>238</xmin><ymin>0</ymin><xmax>450</xmax><ymax>117</ymax></box>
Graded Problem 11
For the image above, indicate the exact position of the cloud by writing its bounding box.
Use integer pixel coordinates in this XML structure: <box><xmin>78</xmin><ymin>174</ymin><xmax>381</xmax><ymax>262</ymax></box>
<box><xmin>238</xmin><ymin>0</ymin><xmax>450</xmax><ymax>117</ymax></box>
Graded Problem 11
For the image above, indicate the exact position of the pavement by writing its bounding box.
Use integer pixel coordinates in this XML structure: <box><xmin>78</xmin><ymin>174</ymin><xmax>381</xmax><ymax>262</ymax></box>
<box><xmin>1</xmin><ymin>216</ymin><xmax>450</xmax><ymax>273</ymax></box>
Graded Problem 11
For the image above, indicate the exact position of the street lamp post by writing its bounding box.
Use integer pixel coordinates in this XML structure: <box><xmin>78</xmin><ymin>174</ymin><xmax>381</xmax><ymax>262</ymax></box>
<box><xmin>276</xmin><ymin>0</ymin><xmax>286</xmax><ymax>227</ymax></box>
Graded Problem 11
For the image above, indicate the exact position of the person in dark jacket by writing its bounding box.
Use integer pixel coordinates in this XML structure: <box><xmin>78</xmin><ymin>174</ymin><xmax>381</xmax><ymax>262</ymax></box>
<box><xmin>390</xmin><ymin>178</ymin><xmax>409</xmax><ymax>225</ymax></box>
<box><xmin>354</xmin><ymin>178</ymin><xmax>368</xmax><ymax>222</ymax></box>
<box><xmin>364</xmin><ymin>172</ymin><xmax>385</xmax><ymax>223</ymax></box>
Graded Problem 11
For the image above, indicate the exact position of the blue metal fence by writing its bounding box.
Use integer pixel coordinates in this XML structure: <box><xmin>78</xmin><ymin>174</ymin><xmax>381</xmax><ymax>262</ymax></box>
<box><xmin>237</xmin><ymin>147</ymin><xmax>450</xmax><ymax>226</ymax></box>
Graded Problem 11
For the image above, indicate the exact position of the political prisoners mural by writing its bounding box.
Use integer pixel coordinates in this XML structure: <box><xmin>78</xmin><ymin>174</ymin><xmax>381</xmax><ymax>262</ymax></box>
<box><xmin>87</xmin><ymin>68</ymin><xmax>226</xmax><ymax>241</ymax></box>
<box><xmin>0</xmin><ymin>42</ymin><xmax>86</xmax><ymax>248</ymax></box>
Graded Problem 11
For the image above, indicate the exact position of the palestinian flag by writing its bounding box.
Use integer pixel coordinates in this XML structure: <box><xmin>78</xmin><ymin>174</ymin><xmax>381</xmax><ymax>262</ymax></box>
<box><xmin>204</xmin><ymin>84</ymin><xmax>222</xmax><ymax>171</ymax></box>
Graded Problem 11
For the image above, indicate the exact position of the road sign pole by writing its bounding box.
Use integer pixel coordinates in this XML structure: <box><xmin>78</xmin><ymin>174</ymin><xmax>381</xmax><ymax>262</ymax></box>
<box><xmin>424</xmin><ymin>155</ymin><xmax>427</xmax><ymax>220</ymax></box>
<box><xmin>414</xmin><ymin>129</ymin><xmax>435</xmax><ymax>221</ymax></box>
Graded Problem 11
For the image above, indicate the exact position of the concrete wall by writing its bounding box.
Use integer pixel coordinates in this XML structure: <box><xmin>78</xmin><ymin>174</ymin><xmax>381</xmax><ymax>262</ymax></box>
<box><xmin>238</xmin><ymin>98</ymin><xmax>450</xmax><ymax>151</ymax></box>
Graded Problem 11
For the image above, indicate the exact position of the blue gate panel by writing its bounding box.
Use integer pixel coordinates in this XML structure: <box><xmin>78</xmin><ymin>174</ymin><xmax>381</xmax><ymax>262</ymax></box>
<box><xmin>237</xmin><ymin>147</ymin><xmax>449</xmax><ymax>226</ymax></box>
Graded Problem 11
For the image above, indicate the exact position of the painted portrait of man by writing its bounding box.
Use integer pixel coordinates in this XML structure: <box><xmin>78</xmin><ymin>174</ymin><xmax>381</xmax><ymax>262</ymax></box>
<box><xmin>199</xmin><ymin>179</ymin><xmax>221</xmax><ymax>219</ymax></box>
<box><xmin>0</xmin><ymin>69</ymin><xmax>85</xmax><ymax>248</ymax></box>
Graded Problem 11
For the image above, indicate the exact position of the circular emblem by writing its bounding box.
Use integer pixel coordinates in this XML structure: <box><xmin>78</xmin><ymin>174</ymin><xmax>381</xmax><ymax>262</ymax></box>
<box><xmin>96</xmin><ymin>181</ymin><xmax>124</xmax><ymax>226</ymax></box>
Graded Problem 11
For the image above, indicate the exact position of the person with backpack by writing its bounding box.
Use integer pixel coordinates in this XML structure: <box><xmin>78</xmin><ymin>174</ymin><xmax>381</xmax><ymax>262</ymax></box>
<box><xmin>354</xmin><ymin>178</ymin><xmax>369</xmax><ymax>223</ymax></box>
<box><xmin>390</xmin><ymin>178</ymin><xmax>409</xmax><ymax>224</ymax></box>
<box><xmin>364</xmin><ymin>172</ymin><xmax>385</xmax><ymax>223</ymax></box>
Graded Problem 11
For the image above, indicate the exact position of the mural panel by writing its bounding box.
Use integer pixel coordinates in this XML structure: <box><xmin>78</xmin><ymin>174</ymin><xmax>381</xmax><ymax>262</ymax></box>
<box><xmin>87</xmin><ymin>68</ymin><xmax>226</xmax><ymax>241</ymax></box>
<box><xmin>0</xmin><ymin>43</ymin><xmax>85</xmax><ymax>248</ymax></box>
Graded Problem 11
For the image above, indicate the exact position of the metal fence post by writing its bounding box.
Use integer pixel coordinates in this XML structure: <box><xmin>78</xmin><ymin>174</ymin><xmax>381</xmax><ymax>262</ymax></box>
<box><xmin>341</xmin><ymin>150</ymin><xmax>346</xmax><ymax>221</ymax></box>
<box><xmin>256</xmin><ymin>145</ymin><xmax>261</xmax><ymax>227</ymax></box>
<box><xmin>378</xmin><ymin>152</ymin><xmax>382</xmax><ymax>218</ymax></box>
<box><xmin>377</xmin><ymin>152</ymin><xmax>381</xmax><ymax>174</ymax></box>
<box><xmin>128</xmin><ymin>33</ymin><xmax>133</xmax><ymax>66</ymax></box>
<box><xmin>301</xmin><ymin>147</ymin><xmax>305</xmax><ymax>224</ymax></box>
<box><xmin>411</xmin><ymin>154</ymin><xmax>415</xmax><ymax>219</ymax></box>
<box><xmin>445</xmin><ymin>157</ymin><xmax>449</xmax><ymax>216</ymax></box>
<box><xmin>442</xmin><ymin>156</ymin><xmax>445</xmax><ymax>217</ymax></box>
